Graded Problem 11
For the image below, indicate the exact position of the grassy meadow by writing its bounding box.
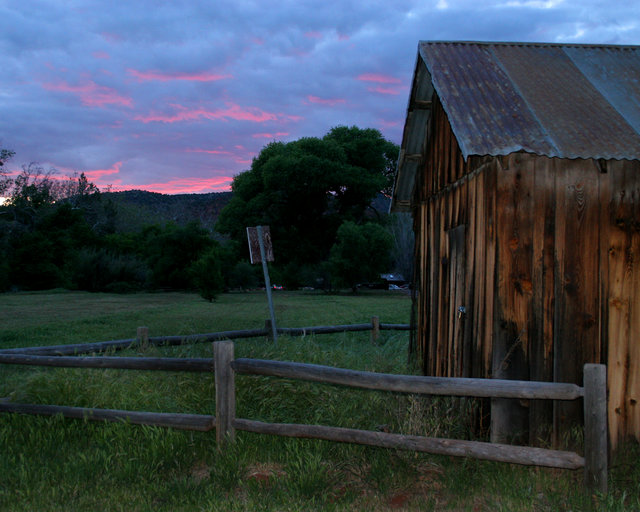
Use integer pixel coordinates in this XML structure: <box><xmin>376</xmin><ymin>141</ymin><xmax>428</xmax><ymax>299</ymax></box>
<box><xmin>0</xmin><ymin>290</ymin><xmax>638</xmax><ymax>511</ymax></box>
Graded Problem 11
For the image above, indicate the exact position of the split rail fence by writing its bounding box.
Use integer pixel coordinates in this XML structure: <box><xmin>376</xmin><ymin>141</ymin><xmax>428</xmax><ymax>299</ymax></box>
<box><xmin>0</xmin><ymin>322</ymin><xmax>607</xmax><ymax>495</ymax></box>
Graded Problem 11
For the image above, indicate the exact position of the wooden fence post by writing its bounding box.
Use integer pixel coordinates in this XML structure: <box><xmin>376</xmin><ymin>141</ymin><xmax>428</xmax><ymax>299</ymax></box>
<box><xmin>371</xmin><ymin>316</ymin><xmax>380</xmax><ymax>344</ymax></box>
<box><xmin>137</xmin><ymin>326</ymin><xmax>149</xmax><ymax>350</ymax></box>
<box><xmin>214</xmin><ymin>341</ymin><xmax>236</xmax><ymax>449</ymax></box>
<box><xmin>583</xmin><ymin>363</ymin><xmax>607</xmax><ymax>495</ymax></box>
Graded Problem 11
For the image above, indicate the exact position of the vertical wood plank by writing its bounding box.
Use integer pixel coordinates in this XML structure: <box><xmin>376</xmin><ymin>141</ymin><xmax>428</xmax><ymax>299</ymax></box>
<box><xmin>463</xmin><ymin>174</ymin><xmax>477</xmax><ymax>378</ymax></box>
<box><xmin>584</xmin><ymin>364</ymin><xmax>608</xmax><ymax>495</ymax></box>
<box><xmin>214</xmin><ymin>341</ymin><xmax>236</xmax><ymax>448</ymax></box>
<box><xmin>628</xmin><ymin>228</ymin><xmax>640</xmax><ymax>440</ymax></box>
<box><xmin>530</xmin><ymin>156</ymin><xmax>556</xmax><ymax>444</ymax></box>
<box><xmin>554</xmin><ymin>159</ymin><xmax>601</xmax><ymax>444</ymax></box>
<box><xmin>449</xmin><ymin>224</ymin><xmax>466</xmax><ymax>377</ymax></box>
<box><xmin>491</xmin><ymin>154</ymin><xmax>532</xmax><ymax>443</ymax></box>
<box><xmin>605</xmin><ymin>162</ymin><xmax>631</xmax><ymax>449</ymax></box>
<box><xmin>483</xmin><ymin>161</ymin><xmax>497</xmax><ymax>379</ymax></box>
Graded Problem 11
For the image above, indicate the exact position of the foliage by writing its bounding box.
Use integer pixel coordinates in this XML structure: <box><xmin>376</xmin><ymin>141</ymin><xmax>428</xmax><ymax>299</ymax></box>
<box><xmin>139</xmin><ymin>222</ymin><xmax>214</xmax><ymax>290</ymax></box>
<box><xmin>7</xmin><ymin>203</ymin><xmax>97</xmax><ymax>290</ymax></box>
<box><xmin>329</xmin><ymin>221</ymin><xmax>392</xmax><ymax>292</ymax></box>
<box><xmin>388</xmin><ymin>212</ymin><xmax>415</xmax><ymax>281</ymax></box>
<box><xmin>0</xmin><ymin>147</ymin><xmax>15</xmax><ymax>168</ymax></box>
<box><xmin>72</xmin><ymin>247</ymin><xmax>149</xmax><ymax>292</ymax></box>
<box><xmin>0</xmin><ymin>146</ymin><xmax>16</xmax><ymax>196</ymax></box>
<box><xmin>216</xmin><ymin>126</ymin><xmax>399</xmax><ymax>268</ymax></box>
<box><xmin>226</xmin><ymin>261</ymin><xmax>260</xmax><ymax>290</ymax></box>
<box><xmin>189</xmin><ymin>245</ymin><xmax>225</xmax><ymax>301</ymax></box>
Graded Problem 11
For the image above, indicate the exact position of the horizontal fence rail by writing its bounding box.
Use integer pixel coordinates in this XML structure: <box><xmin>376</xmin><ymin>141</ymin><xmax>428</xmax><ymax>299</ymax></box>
<box><xmin>0</xmin><ymin>353</ymin><xmax>213</xmax><ymax>372</ymax></box>
<box><xmin>233</xmin><ymin>418</ymin><xmax>585</xmax><ymax>469</ymax></box>
<box><xmin>0</xmin><ymin>327</ymin><xmax>607</xmax><ymax>495</ymax></box>
<box><xmin>0</xmin><ymin>319</ymin><xmax>409</xmax><ymax>356</ymax></box>
<box><xmin>231</xmin><ymin>358</ymin><xmax>584</xmax><ymax>400</ymax></box>
<box><xmin>0</xmin><ymin>402</ymin><xmax>215</xmax><ymax>431</ymax></box>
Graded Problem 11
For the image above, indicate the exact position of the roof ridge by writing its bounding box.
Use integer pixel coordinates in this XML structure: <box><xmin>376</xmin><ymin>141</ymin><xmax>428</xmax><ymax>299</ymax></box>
<box><xmin>419</xmin><ymin>40</ymin><xmax>640</xmax><ymax>50</ymax></box>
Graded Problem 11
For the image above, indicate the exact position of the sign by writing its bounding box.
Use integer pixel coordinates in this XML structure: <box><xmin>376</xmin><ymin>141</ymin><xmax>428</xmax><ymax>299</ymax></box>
<box><xmin>246</xmin><ymin>226</ymin><xmax>274</xmax><ymax>264</ymax></box>
<box><xmin>246</xmin><ymin>225</ymin><xmax>278</xmax><ymax>343</ymax></box>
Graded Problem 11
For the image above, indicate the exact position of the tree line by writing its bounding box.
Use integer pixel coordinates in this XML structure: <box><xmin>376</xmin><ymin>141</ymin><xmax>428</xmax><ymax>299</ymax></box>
<box><xmin>0</xmin><ymin>126</ymin><xmax>413</xmax><ymax>300</ymax></box>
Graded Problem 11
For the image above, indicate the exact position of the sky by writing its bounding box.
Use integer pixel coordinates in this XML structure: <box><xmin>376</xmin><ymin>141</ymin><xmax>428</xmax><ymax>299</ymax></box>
<box><xmin>2</xmin><ymin>0</ymin><xmax>640</xmax><ymax>195</ymax></box>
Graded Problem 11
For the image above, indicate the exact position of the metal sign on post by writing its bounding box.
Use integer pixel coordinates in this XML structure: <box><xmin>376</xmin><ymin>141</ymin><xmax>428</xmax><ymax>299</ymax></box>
<box><xmin>246</xmin><ymin>226</ymin><xmax>278</xmax><ymax>343</ymax></box>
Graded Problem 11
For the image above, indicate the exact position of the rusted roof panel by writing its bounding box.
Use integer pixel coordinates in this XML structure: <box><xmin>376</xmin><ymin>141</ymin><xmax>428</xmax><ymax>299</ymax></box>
<box><xmin>420</xmin><ymin>41</ymin><xmax>640</xmax><ymax>160</ymax></box>
<box><xmin>391</xmin><ymin>41</ymin><xmax>640</xmax><ymax>212</ymax></box>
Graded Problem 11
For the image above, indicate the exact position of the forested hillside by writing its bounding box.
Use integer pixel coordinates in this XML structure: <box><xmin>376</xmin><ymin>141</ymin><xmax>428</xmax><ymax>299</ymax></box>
<box><xmin>105</xmin><ymin>190</ymin><xmax>232</xmax><ymax>233</ymax></box>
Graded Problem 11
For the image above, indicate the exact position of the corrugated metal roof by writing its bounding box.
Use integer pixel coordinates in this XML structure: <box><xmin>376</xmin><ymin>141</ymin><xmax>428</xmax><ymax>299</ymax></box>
<box><xmin>391</xmin><ymin>41</ymin><xmax>640</xmax><ymax>211</ymax></box>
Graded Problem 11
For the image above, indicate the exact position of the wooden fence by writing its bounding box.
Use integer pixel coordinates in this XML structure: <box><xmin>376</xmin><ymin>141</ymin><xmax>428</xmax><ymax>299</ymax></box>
<box><xmin>0</xmin><ymin>326</ymin><xmax>607</xmax><ymax>495</ymax></box>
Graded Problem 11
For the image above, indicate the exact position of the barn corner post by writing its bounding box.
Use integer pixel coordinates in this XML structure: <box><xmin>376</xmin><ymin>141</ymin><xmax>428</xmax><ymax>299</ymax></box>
<box><xmin>583</xmin><ymin>364</ymin><xmax>607</xmax><ymax>496</ymax></box>
<box><xmin>214</xmin><ymin>341</ymin><xmax>236</xmax><ymax>449</ymax></box>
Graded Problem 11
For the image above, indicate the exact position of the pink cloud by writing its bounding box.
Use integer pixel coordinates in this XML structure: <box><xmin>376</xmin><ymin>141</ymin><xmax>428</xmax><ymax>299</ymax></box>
<box><xmin>101</xmin><ymin>32</ymin><xmax>122</xmax><ymax>43</ymax></box>
<box><xmin>186</xmin><ymin>148</ymin><xmax>233</xmax><ymax>156</ymax></box>
<box><xmin>378</xmin><ymin>119</ymin><xmax>401</xmax><ymax>128</ymax></box>
<box><xmin>93</xmin><ymin>51</ymin><xmax>110</xmax><ymax>60</ymax></box>
<box><xmin>367</xmin><ymin>85</ymin><xmax>406</xmax><ymax>95</ymax></box>
<box><xmin>305</xmin><ymin>31</ymin><xmax>323</xmax><ymax>39</ymax></box>
<box><xmin>134</xmin><ymin>176</ymin><xmax>234</xmax><ymax>194</ymax></box>
<box><xmin>252</xmin><ymin>132</ymin><xmax>289</xmax><ymax>138</ymax></box>
<box><xmin>337</xmin><ymin>32</ymin><xmax>350</xmax><ymax>41</ymax></box>
<box><xmin>306</xmin><ymin>95</ymin><xmax>346</xmax><ymax>106</ymax></box>
<box><xmin>135</xmin><ymin>103</ymin><xmax>287</xmax><ymax>123</ymax></box>
<box><xmin>84</xmin><ymin>162</ymin><xmax>123</xmax><ymax>182</ymax></box>
<box><xmin>42</xmin><ymin>80</ymin><xmax>132</xmax><ymax>107</ymax></box>
<box><xmin>127</xmin><ymin>68</ymin><xmax>232</xmax><ymax>82</ymax></box>
<box><xmin>357</xmin><ymin>73</ymin><xmax>402</xmax><ymax>85</ymax></box>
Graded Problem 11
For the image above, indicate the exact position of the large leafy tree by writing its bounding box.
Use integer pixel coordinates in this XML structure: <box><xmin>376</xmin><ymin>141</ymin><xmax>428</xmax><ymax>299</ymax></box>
<box><xmin>329</xmin><ymin>221</ymin><xmax>392</xmax><ymax>293</ymax></box>
<box><xmin>216</xmin><ymin>126</ymin><xmax>398</xmax><ymax>267</ymax></box>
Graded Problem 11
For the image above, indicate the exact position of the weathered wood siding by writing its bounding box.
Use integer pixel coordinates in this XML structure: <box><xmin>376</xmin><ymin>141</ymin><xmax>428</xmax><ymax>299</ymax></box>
<box><xmin>413</xmin><ymin>96</ymin><xmax>640</xmax><ymax>448</ymax></box>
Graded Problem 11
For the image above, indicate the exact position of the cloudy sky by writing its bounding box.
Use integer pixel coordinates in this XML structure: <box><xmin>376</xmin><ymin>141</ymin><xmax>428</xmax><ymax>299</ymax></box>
<box><xmin>1</xmin><ymin>1</ymin><xmax>639</xmax><ymax>194</ymax></box>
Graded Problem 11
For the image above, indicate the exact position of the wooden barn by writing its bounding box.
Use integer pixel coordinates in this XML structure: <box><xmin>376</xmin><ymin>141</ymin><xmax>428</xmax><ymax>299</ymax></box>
<box><xmin>391</xmin><ymin>41</ymin><xmax>640</xmax><ymax>449</ymax></box>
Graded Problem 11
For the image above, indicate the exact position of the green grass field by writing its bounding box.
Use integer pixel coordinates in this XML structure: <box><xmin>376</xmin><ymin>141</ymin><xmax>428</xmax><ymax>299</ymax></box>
<box><xmin>0</xmin><ymin>290</ymin><xmax>637</xmax><ymax>511</ymax></box>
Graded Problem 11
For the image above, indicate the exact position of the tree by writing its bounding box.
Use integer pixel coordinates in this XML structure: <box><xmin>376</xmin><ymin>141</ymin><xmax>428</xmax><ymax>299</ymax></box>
<box><xmin>328</xmin><ymin>221</ymin><xmax>392</xmax><ymax>293</ymax></box>
<box><xmin>388</xmin><ymin>212</ymin><xmax>414</xmax><ymax>282</ymax></box>
<box><xmin>141</xmin><ymin>222</ymin><xmax>213</xmax><ymax>289</ymax></box>
<box><xmin>216</xmin><ymin>126</ymin><xmax>399</xmax><ymax>268</ymax></box>
<box><xmin>4</xmin><ymin>164</ymin><xmax>58</xmax><ymax>224</ymax></box>
<box><xmin>0</xmin><ymin>147</ymin><xmax>15</xmax><ymax>196</ymax></box>
<box><xmin>324</xmin><ymin>126</ymin><xmax>399</xmax><ymax>198</ymax></box>
<box><xmin>190</xmin><ymin>245</ymin><xmax>225</xmax><ymax>302</ymax></box>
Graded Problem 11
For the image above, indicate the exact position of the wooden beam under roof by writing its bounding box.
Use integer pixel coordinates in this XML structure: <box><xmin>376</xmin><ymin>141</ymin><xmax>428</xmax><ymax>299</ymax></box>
<box><xmin>411</xmin><ymin>99</ymin><xmax>432</xmax><ymax>110</ymax></box>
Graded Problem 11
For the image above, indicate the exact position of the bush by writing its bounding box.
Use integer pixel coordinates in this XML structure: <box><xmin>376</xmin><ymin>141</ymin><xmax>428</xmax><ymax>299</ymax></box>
<box><xmin>72</xmin><ymin>247</ymin><xmax>149</xmax><ymax>292</ymax></box>
<box><xmin>0</xmin><ymin>258</ymin><xmax>10</xmax><ymax>291</ymax></box>
<box><xmin>189</xmin><ymin>246</ymin><xmax>225</xmax><ymax>302</ymax></box>
<box><xmin>226</xmin><ymin>261</ymin><xmax>259</xmax><ymax>291</ymax></box>
<box><xmin>329</xmin><ymin>221</ymin><xmax>392</xmax><ymax>292</ymax></box>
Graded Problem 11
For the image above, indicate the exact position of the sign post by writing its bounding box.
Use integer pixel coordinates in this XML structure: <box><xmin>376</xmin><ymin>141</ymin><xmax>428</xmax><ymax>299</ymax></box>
<box><xmin>247</xmin><ymin>226</ymin><xmax>277</xmax><ymax>344</ymax></box>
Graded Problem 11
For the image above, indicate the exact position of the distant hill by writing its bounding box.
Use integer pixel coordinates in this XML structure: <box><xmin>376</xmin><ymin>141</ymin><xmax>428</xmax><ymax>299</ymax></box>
<box><xmin>103</xmin><ymin>190</ymin><xmax>232</xmax><ymax>232</ymax></box>
<box><xmin>101</xmin><ymin>189</ymin><xmax>390</xmax><ymax>234</ymax></box>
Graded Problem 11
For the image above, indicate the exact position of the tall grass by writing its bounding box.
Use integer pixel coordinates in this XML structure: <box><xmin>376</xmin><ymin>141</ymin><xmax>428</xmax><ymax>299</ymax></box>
<box><xmin>0</xmin><ymin>290</ymin><xmax>637</xmax><ymax>511</ymax></box>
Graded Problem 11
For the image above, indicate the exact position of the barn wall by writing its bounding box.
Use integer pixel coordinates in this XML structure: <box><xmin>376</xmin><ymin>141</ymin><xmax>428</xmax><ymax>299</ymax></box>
<box><xmin>413</xmin><ymin>96</ymin><xmax>640</xmax><ymax>448</ymax></box>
